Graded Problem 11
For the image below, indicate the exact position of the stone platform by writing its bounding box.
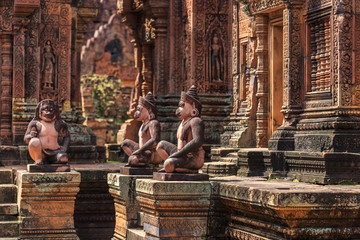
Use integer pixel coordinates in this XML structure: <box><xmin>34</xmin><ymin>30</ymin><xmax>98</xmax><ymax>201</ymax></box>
<box><xmin>217</xmin><ymin>176</ymin><xmax>360</xmax><ymax>239</ymax></box>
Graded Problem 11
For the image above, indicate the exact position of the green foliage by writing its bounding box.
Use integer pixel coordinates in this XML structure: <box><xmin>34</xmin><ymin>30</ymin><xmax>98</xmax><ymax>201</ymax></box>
<box><xmin>81</xmin><ymin>74</ymin><xmax>128</xmax><ymax>123</ymax></box>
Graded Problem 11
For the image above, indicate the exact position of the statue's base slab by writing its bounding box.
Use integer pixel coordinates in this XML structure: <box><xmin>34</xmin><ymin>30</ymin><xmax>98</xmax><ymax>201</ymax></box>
<box><xmin>136</xmin><ymin>179</ymin><xmax>211</xmax><ymax>239</ymax></box>
<box><xmin>153</xmin><ymin>172</ymin><xmax>209</xmax><ymax>181</ymax></box>
<box><xmin>120</xmin><ymin>166</ymin><xmax>155</xmax><ymax>175</ymax></box>
<box><xmin>108</xmin><ymin>173</ymin><xmax>153</xmax><ymax>240</ymax></box>
<box><xmin>27</xmin><ymin>163</ymin><xmax>70</xmax><ymax>172</ymax></box>
<box><xmin>17</xmin><ymin>170</ymin><xmax>80</xmax><ymax>239</ymax></box>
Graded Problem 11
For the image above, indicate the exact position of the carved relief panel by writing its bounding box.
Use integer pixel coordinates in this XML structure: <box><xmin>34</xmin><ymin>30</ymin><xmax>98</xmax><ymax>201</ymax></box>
<box><xmin>39</xmin><ymin>0</ymin><xmax>71</xmax><ymax>103</ymax></box>
<box><xmin>194</xmin><ymin>0</ymin><xmax>231</xmax><ymax>93</ymax></box>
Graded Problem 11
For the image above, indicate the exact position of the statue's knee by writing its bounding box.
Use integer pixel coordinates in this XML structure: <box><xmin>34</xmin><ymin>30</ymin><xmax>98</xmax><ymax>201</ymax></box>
<box><xmin>121</xmin><ymin>140</ymin><xmax>130</xmax><ymax>148</ymax></box>
<box><xmin>156</xmin><ymin>141</ymin><xmax>166</xmax><ymax>151</ymax></box>
<box><xmin>164</xmin><ymin>159</ymin><xmax>175</xmax><ymax>173</ymax></box>
<box><xmin>128</xmin><ymin>155</ymin><xmax>138</xmax><ymax>165</ymax></box>
<box><xmin>57</xmin><ymin>153</ymin><xmax>68</xmax><ymax>163</ymax></box>
<box><xmin>29</xmin><ymin>138</ymin><xmax>41</xmax><ymax>148</ymax></box>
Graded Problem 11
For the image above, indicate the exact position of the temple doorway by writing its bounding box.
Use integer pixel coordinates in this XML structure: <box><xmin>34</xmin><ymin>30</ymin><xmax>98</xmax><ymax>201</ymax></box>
<box><xmin>268</xmin><ymin>19</ymin><xmax>284</xmax><ymax>137</ymax></box>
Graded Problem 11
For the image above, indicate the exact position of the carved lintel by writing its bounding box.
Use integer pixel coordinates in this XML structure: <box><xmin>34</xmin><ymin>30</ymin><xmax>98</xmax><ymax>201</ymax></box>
<box><xmin>14</xmin><ymin>0</ymin><xmax>40</xmax><ymax>17</ymax></box>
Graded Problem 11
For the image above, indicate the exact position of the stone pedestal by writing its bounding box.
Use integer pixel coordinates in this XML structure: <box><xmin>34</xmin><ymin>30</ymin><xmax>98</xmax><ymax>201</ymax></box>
<box><xmin>27</xmin><ymin>164</ymin><xmax>70</xmax><ymax>172</ymax></box>
<box><xmin>17</xmin><ymin>170</ymin><xmax>81</xmax><ymax>240</ymax></box>
<box><xmin>108</xmin><ymin>172</ymin><xmax>153</xmax><ymax>240</ymax></box>
<box><xmin>136</xmin><ymin>178</ymin><xmax>211</xmax><ymax>239</ymax></box>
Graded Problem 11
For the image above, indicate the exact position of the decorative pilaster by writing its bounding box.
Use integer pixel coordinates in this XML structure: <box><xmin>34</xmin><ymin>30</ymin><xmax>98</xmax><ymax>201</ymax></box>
<box><xmin>0</xmin><ymin>34</ymin><xmax>13</xmax><ymax>145</ymax></box>
<box><xmin>333</xmin><ymin>0</ymin><xmax>353</xmax><ymax>107</ymax></box>
<box><xmin>151</xmin><ymin>1</ymin><xmax>169</xmax><ymax>95</ymax></box>
<box><xmin>254</xmin><ymin>14</ymin><xmax>269</xmax><ymax>148</ymax></box>
<box><xmin>282</xmin><ymin>3</ymin><xmax>303</xmax><ymax>116</ymax></box>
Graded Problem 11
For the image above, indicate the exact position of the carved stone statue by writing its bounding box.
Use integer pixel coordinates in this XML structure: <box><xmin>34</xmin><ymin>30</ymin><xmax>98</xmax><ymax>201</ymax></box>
<box><xmin>41</xmin><ymin>41</ymin><xmax>56</xmax><ymax>88</ymax></box>
<box><xmin>211</xmin><ymin>33</ymin><xmax>223</xmax><ymax>82</ymax></box>
<box><xmin>121</xmin><ymin>92</ymin><xmax>161</xmax><ymax>166</ymax></box>
<box><xmin>156</xmin><ymin>85</ymin><xmax>205</xmax><ymax>173</ymax></box>
<box><xmin>24</xmin><ymin>99</ymin><xmax>70</xmax><ymax>165</ymax></box>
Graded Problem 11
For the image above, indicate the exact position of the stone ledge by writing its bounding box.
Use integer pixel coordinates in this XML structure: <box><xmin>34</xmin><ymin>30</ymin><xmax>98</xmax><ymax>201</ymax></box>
<box><xmin>218</xmin><ymin>176</ymin><xmax>360</xmax><ymax>239</ymax></box>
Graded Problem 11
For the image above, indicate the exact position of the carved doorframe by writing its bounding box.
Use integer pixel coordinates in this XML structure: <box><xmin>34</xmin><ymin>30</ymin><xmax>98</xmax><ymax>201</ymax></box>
<box><xmin>268</xmin><ymin>17</ymin><xmax>284</xmax><ymax>138</ymax></box>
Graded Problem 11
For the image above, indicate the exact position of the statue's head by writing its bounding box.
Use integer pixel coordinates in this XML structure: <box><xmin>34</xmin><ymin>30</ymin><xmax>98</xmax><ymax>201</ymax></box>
<box><xmin>44</xmin><ymin>41</ymin><xmax>52</xmax><ymax>53</ymax></box>
<box><xmin>213</xmin><ymin>33</ymin><xmax>219</xmax><ymax>44</ymax></box>
<box><xmin>176</xmin><ymin>85</ymin><xmax>202</xmax><ymax>119</ymax></box>
<box><xmin>34</xmin><ymin>99</ymin><xmax>60</xmax><ymax>122</ymax></box>
<box><xmin>134</xmin><ymin>92</ymin><xmax>158</xmax><ymax>121</ymax></box>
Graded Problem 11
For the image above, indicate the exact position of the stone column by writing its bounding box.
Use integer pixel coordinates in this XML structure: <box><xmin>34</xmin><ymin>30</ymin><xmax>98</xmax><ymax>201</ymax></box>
<box><xmin>17</xmin><ymin>170</ymin><xmax>80</xmax><ymax>239</ymax></box>
<box><xmin>108</xmin><ymin>172</ymin><xmax>153</xmax><ymax>240</ymax></box>
<box><xmin>136</xmin><ymin>179</ymin><xmax>211</xmax><ymax>239</ymax></box>
<box><xmin>254</xmin><ymin>14</ymin><xmax>269</xmax><ymax>148</ymax></box>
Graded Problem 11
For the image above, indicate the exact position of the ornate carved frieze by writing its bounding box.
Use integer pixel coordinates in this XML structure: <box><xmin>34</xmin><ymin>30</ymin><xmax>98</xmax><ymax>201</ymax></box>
<box><xmin>0</xmin><ymin>1</ymin><xmax>13</xmax><ymax>32</ymax></box>
<box><xmin>249</xmin><ymin>0</ymin><xmax>285</xmax><ymax>14</ymax></box>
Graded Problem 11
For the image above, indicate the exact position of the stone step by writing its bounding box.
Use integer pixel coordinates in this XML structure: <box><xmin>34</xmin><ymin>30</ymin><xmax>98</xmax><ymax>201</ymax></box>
<box><xmin>127</xmin><ymin>228</ymin><xmax>146</xmax><ymax>240</ymax></box>
<box><xmin>0</xmin><ymin>170</ymin><xmax>13</xmax><ymax>184</ymax></box>
<box><xmin>0</xmin><ymin>160</ymin><xmax>28</xmax><ymax>166</ymax></box>
<box><xmin>0</xmin><ymin>220</ymin><xmax>20</xmax><ymax>238</ymax></box>
<box><xmin>0</xmin><ymin>204</ymin><xmax>18</xmax><ymax>215</ymax></box>
<box><xmin>0</xmin><ymin>185</ymin><xmax>17</xmax><ymax>203</ymax></box>
<box><xmin>221</xmin><ymin>156</ymin><xmax>238</xmax><ymax>163</ymax></box>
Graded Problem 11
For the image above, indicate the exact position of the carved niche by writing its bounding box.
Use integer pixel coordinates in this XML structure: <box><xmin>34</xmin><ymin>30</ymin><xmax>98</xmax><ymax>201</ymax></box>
<box><xmin>195</xmin><ymin>0</ymin><xmax>230</xmax><ymax>93</ymax></box>
<box><xmin>39</xmin><ymin>0</ymin><xmax>71</xmax><ymax>103</ymax></box>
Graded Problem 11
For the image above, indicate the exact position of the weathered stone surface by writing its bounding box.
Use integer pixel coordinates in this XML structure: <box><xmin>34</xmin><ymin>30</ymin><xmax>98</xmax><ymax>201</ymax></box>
<box><xmin>108</xmin><ymin>173</ymin><xmax>153</xmax><ymax>240</ymax></box>
<box><xmin>0</xmin><ymin>185</ymin><xmax>16</xmax><ymax>203</ymax></box>
<box><xmin>153</xmin><ymin>172</ymin><xmax>209</xmax><ymax>181</ymax></box>
<box><xmin>218</xmin><ymin>177</ymin><xmax>360</xmax><ymax>239</ymax></box>
<box><xmin>0</xmin><ymin>221</ymin><xmax>19</xmax><ymax>238</ymax></box>
<box><xmin>27</xmin><ymin>164</ymin><xmax>71</xmax><ymax>172</ymax></box>
<box><xmin>286</xmin><ymin>151</ymin><xmax>360</xmax><ymax>184</ymax></box>
<box><xmin>120</xmin><ymin>166</ymin><xmax>155</xmax><ymax>175</ymax></box>
<box><xmin>106</xmin><ymin>144</ymin><xmax>127</xmax><ymax>162</ymax></box>
<box><xmin>202</xmin><ymin>162</ymin><xmax>237</xmax><ymax>178</ymax></box>
<box><xmin>136</xmin><ymin>179</ymin><xmax>211</xmax><ymax>239</ymax></box>
<box><xmin>17</xmin><ymin>170</ymin><xmax>80</xmax><ymax>239</ymax></box>
<box><xmin>237</xmin><ymin>148</ymin><xmax>272</xmax><ymax>177</ymax></box>
<box><xmin>0</xmin><ymin>170</ymin><xmax>13</xmax><ymax>184</ymax></box>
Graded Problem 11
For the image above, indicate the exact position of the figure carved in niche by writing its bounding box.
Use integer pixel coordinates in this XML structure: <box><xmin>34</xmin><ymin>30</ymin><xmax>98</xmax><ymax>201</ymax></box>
<box><xmin>156</xmin><ymin>85</ymin><xmax>205</xmax><ymax>173</ymax></box>
<box><xmin>24</xmin><ymin>100</ymin><xmax>70</xmax><ymax>165</ymax></box>
<box><xmin>42</xmin><ymin>41</ymin><xmax>56</xmax><ymax>88</ymax></box>
<box><xmin>211</xmin><ymin>33</ymin><xmax>224</xmax><ymax>82</ymax></box>
<box><xmin>105</xmin><ymin>35</ymin><xmax>123</xmax><ymax>64</ymax></box>
<box><xmin>121</xmin><ymin>92</ymin><xmax>162</xmax><ymax>166</ymax></box>
<box><xmin>246</xmin><ymin>36</ymin><xmax>257</xmax><ymax>112</ymax></box>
